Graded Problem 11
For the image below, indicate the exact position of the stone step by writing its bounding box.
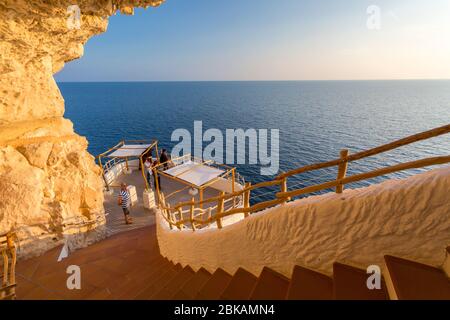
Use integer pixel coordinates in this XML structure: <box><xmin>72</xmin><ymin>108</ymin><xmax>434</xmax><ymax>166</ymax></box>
<box><xmin>150</xmin><ymin>266</ymin><xmax>195</xmax><ymax>300</ymax></box>
<box><xmin>173</xmin><ymin>268</ymin><xmax>212</xmax><ymax>300</ymax></box>
<box><xmin>221</xmin><ymin>268</ymin><xmax>258</xmax><ymax>300</ymax></box>
<box><xmin>129</xmin><ymin>257</ymin><xmax>171</xmax><ymax>293</ymax></box>
<box><xmin>384</xmin><ymin>255</ymin><xmax>450</xmax><ymax>300</ymax></box>
<box><xmin>286</xmin><ymin>265</ymin><xmax>333</xmax><ymax>300</ymax></box>
<box><xmin>108</xmin><ymin>256</ymin><xmax>168</xmax><ymax>299</ymax></box>
<box><xmin>333</xmin><ymin>262</ymin><xmax>388</xmax><ymax>300</ymax></box>
<box><xmin>443</xmin><ymin>246</ymin><xmax>450</xmax><ymax>278</ymax></box>
<box><xmin>171</xmin><ymin>288</ymin><xmax>193</xmax><ymax>300</ymax></box>
<box><xmin>134</xmin><ymin>261</ymin><xmax>181</xmax><ymax>299</ymax></box>
<box><xmin>250</xmin><ymin>267</ymin><xmax>290</xmax><ymax>300</ymax></box>
<box><xmin>15</xmin><ymin>225</ymin><xmax>450</xmax><ymax>301</ymax></box>
<box><xmin>146</xmin><ymin>263</ymin><xmax>183</xmax><ymax>299</ymax></box>
<box><xmin>195</xmin><ymin>268</ymin><xmax>232</xmax><ymax>300</ymax></box>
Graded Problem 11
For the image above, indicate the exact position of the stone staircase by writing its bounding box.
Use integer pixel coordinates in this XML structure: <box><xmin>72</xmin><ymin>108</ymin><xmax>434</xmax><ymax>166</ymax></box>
<box><xmin>14</xmin><ymin>226</ymin><xmax>450</xmax><ymax>300</ymax></box>
<box><xmin>133</xmin><ymin>253</ymin><xmax>450</xmax><ymax>300</ymax></box>
<box><xmin>384</xmin><ymin>250</ymin><xmax>450</xmax><ymax>300</ymax></box>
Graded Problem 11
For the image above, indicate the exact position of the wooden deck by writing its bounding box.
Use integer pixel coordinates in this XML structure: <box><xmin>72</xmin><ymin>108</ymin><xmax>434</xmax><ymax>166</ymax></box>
<box><xmin>103</xmin><ymin>170</ymin><xmax>156</xmax><ymax>236</ymax></box>
<box><xmin>103</xmin><ymin>168</ymin><xmax>234</xmax><ymax>235</ymax></box>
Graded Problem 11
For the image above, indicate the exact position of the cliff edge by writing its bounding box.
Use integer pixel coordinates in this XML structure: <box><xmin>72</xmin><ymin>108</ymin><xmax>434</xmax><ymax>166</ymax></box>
<box><xmin>0</xmin><ymin>0</ymin><xmax>164</xmax><ymax>257</ymax></box>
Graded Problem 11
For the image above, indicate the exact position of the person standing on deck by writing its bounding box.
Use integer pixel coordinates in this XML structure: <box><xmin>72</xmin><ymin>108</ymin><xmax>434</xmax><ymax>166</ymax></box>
<box><xmin>160</xmin><ymin>149</ymin><xmax>169</xmax><ymax>170</ymax></box>
<box><xmin>144</xmin><ymin>157</ymin><xmax>153</xmax><ymax>188</ymax></box>
<box><xmin>118</xmin><ymin>183</ymin><xmax>133</xmax><ymax>224</ymax></box>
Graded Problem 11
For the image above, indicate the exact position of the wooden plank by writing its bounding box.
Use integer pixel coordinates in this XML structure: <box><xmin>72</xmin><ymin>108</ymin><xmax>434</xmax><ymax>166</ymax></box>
<box><xmin>216</xmin><ymin>192</ymin><xmax>225</xmax><ymax>229</ymax></box>
<box><xmin>190</xmin><ymin>198</ymin><xmax>196</xmax><ymax>231</ymax></box>
<box><xmin>177</xmin><ymin>208</ymin><xmax>183</xmax><ymax>230</ymax></box>
<box><xmin>278</xmin><ymin>155</ymin><xmax>450</xmax><ymax>199</ymax></box>
<box><xmin>157</xmin><ymin>126</ymin><xmax>450</xmax><ymax>230</ymax></box>
<box><xmin>165</xmin><ymin>185</ymin><xmax>191</xmax><ymax>200</ymax></box>
<box><xmin>244</xmin><ymin>182</ymin><xmax>251</xmax><ymax>217</ymax></box>
<box><xmin>278</xmin><ymin>124</ymin><xmax>450</xmax><ymax>180</ymax></box>
<box><xmin>1</xmin><ymin>249</ymin><xmax>8</xmax><ymax>287</ymax></box>
<box><xmin>280</xmin><ymin>177</ymin><xmax>289</xmax><ymax>203</ymax></box>
<box><xmin>336</xmin><ymin>149</ymin><xmax>349</xmax><ymax>194</ymax></box>
<box><xmin>139</xmin><ymin>156</ymin><xmax>149</xmax><ymax>190</ymax></box>
<box><xmin>174</xmin><ymin>178</ymin><xmax>281</xmax><ymax>210</ymax></box>
<box><xmin>199</xmin><ymin>189</ymin><xmax>203</xmax><ymax>209</ymax></box>
<box><xmin>96</xmin><ymin>140</ymin><xmax>124</xmax><ymax>158</ymax></box>
<box><xmin>7</xmin><ymin>234</ymin><xmax>16</xmax><ymax>287</ymax></box>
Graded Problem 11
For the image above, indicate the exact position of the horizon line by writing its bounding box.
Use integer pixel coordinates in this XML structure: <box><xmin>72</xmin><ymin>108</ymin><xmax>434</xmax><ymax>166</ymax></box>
<box><xmin>56</xmin><ymin>78</ymin><xmax>450</xmax><ymax>83</ymax></box>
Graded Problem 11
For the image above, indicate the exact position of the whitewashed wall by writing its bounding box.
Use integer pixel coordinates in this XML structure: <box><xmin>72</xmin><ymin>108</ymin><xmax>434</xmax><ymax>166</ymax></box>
<box><xmin>157</xmin><ymin>166</ymin><xmax>450</xmax><ymax>277</ymax></box>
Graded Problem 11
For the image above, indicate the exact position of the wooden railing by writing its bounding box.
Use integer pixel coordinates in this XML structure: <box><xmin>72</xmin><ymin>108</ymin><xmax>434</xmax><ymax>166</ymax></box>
<box><xmin>159</xmin><ymin>162</ymin><xmax>246</xmax><ymax>230</ymax></box>
<box><xmin>157</xmin><ymin>124</ymin><xmax>450</xmax><ymax>231</ymax></box>
<box><xmin>0</xmin><ymin>232</ymin><xmax>16</xmax><ymax>300</ymax></box>
<box><xmin>97</xmin><ymin>139</ymin><xmax>159</xmax><ymax>190</ymax></box>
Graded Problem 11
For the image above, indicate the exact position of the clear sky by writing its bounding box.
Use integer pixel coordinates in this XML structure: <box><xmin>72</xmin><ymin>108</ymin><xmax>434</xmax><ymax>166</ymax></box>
<box><xmin>56</xmin><ymin>0</ymin><xmax>450</xmax><ymax>82</ymax></box>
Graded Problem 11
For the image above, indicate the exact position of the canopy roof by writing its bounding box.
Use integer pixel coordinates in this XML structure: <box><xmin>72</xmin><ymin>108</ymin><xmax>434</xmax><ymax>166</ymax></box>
<box><xmin>164</xmin><ymin>160</ymin><xmax>225</xmax><ymax>187</ymax></box>
<box><xmin>108</xmin><ymin>144</ymin><xmax>151</xmax><ymax>158</ymax></box>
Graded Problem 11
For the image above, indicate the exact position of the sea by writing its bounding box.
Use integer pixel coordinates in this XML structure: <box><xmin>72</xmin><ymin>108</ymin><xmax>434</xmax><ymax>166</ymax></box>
<box><xmin>59</xmin><ymin>80</ymin><xmax>450</xmax><ymax>202</ymax></box>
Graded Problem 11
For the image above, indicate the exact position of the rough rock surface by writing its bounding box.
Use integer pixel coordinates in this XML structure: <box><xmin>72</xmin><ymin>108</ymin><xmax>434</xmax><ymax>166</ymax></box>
<box><xmin>0</xmin><ymin>0</ymin><xmax>164</xmax><ymax>257</ymax></box>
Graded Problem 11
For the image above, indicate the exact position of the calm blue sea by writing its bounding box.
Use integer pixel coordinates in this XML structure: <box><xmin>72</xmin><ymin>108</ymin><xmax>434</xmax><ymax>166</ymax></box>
<box><xmin>59</xmin><ymin>81</ymin><xmax>450</xmax><ymax>202</ymax></box>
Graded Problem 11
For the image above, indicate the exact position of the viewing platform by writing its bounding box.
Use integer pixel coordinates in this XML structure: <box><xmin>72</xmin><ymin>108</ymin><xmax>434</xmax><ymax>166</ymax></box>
<box><xmin>97</xmin><ymin>140</ymin><xmax>246</xmax><ymax>234</ymax></box>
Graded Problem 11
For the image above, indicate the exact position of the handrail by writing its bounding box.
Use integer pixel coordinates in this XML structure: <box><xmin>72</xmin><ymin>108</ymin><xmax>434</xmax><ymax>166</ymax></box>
<box><xmin>98</xmin><ymin>139</ymin><xmax>159</xmax><ymax>191</ymax></box>
<box><xmin>277</xmin><ymin>155</ymin><xmax>450</xmax><ymax>199</ymax></box>
<box><xmin>172</xmin><ymin>179</ymin><xmax>282</xmax><ymax>209</ymax></box>
<box><xmin>157</xmin><ymin>124</ymin><xmax>450</xmax><ymax>232</ymax></box>
<box><xmin>175</xmin><ymin>192</ymin><xmax>243</xmax><ymax>218</ymax></box>
<box><xmin>277</xmin><ymin>123</ymin><xmax>450</xmax><ymax>179</ymax></box>
<box><xmin>167</xmin><ymin>195</ymin><xmax>244</xmax><ymax>231</ymax></box>
<box><xmin>0</xmin><ymin>232</ymin><xmax>16</xmax><ymax>300</ymax></box>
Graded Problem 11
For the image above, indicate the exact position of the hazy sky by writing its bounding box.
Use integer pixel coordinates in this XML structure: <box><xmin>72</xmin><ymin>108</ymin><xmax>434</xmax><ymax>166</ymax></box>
<box><xmin>56</xmin><ymin>0</ymin><xmax>450</xmax><ymax>81</ymax></box>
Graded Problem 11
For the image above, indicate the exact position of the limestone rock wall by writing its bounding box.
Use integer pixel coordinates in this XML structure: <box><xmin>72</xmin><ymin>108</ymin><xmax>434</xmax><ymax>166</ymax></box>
<box><xmin>0</xmin><ymin>0</ymin><xmax>164</xmax><ymax>257</ymax></box>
